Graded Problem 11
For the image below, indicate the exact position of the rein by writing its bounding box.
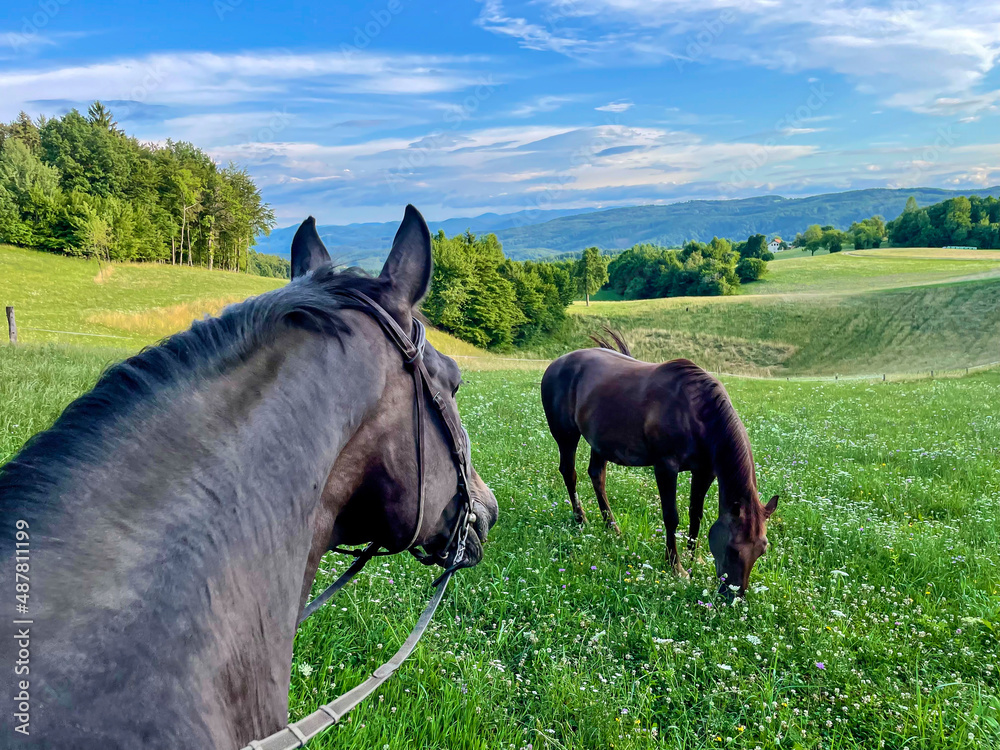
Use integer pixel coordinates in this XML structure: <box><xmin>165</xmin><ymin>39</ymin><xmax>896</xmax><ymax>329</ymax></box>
<box><xmin>241</xmin><ymin>290</ymin><xmax>477</xmax><ymax>750</ymax></box>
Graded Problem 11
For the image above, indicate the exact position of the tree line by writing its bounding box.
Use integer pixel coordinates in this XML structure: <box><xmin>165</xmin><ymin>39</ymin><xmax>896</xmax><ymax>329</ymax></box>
<box><xmin>421</xmin><ymin>229</ymin><xmax>577</xmax><ymax>350</ymax></box>
<box><xmin>888</xmin><ymin>195</ymin><xmax>1000</xmax><ymax>249</ymax></box>
<box><xmin>605</xmin><ymin>235</ymin><xmax>771</xmax><ymax>300</ymax></box>
<box><xmin>791</xmin><ymin>215</ymin><xmax>888</xmax><ymax>255</ymax></box>
<box><xmin>789</xmin><ymin>195</ymin><xmax>1000</xmax><ymax>253</ymax></box>
<box><xmin>0</xmin><ymin>104</ymin><xmax>277</xmax><ymax>273</ymax></box>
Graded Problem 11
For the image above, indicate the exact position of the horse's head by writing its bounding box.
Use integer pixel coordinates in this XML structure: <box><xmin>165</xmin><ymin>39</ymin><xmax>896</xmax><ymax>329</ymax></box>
<box><xmin>291</xmin><ymin>205</ymin><xmax>498</xmax><ymax>577</ymax></box>
<box><xmin>708</xmin><ymin>494</ymin><xmax>777</xmax><ymax>601</ymax></box>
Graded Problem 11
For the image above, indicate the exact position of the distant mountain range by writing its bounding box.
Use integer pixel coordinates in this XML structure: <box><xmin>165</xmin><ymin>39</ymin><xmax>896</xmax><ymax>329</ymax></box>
<box><xmin>256</xmin><ymin>187</ymin><xmax>1000</xmax><ymax>267</ymax></box>
<box><xmin>254</xmin><ymin>207</ymin><xmax>596</xmax><ymax>269</ymax></box>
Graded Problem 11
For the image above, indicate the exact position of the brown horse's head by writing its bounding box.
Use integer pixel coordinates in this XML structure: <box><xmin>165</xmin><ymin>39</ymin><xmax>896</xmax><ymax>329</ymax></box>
<box><xmin>708</xmin><ymin>494</ymin><xmax>777</xmax><ymax>601</ymax></box>
<box><xmin>291</xmin><ymin>205</ymin><xmax>498</xmax><ymax>574</ymax></box>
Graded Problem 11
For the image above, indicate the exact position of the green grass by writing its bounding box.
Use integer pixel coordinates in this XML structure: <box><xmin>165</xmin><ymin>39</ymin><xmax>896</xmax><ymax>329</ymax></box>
<box><xmin>0</xmin><ymin>244</ymin><xmax>284</xmax><ymax>347</ymax></box>
<box><xmin>556</xmin><ymin>276</ymin><xmax>1000</xmax><ymax>377</ymax></box>
<box><xmin>749</xmin><ymin>248</ymin><xmax>1000</xmax><ymax>296</ymax></box>
<box><xmin>769</xmin><ymin>248</ymin><xmax>831</xmax><ymax>261</ymax></box>
<box><xmin>590</xmin><ymin>247</ymin><xmax>1000</xmax><ymax>302</ymax></box>
<box><xmin>562</xmin><ymin>250</ymin><xmax>1000</xmax><ymax>377</ymax></box>
<box><xmin>3</xmin><ymin>344</ymin><xmax>999</xmax><ymax>749</ymax></box>
<box><xmin>6</xmin><ymin>237</ymin><xmax>1000</xmax><ymax>747</ymax></box>
<box><xmin>0</xmin><ymin>245</ymin><xmax>500</xmax><ymax>363</ymax></box>
<box><xmin>9</xmin><ymin>244</ymin><xmax>1000</xmax><ymax>377</ymax></box>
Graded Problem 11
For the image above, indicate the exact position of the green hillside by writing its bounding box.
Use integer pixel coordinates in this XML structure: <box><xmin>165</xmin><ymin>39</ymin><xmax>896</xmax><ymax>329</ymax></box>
<box><xmin>748</xmin><ymin>247</ymin><xmax>1000</xmax><ymax>295</ymax></box>
<box><xmin>0</xmin><ymin>244</ymin><xmax>284</xmax><ymax>348</ymax></box>
<box><xmin>5</xmin><ymin>243</ymin><xmax>997</xmax><ymax>378</ymax></box>
<box><xmin>534</xmin><ymin>248</ymin><xmax>1000</xmax><ymax>376</ymax></box>
<box><xmin>0</xmin><ymin>245</ymin><xmax>501</xmax><ymax>365</ymax></box>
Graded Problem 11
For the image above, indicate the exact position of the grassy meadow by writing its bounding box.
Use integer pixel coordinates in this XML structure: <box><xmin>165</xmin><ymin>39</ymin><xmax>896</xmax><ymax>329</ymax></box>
<box><xmin>3</xmin><ymin>244</ymin><xmax>1000</xmax><ymax>748</ymax></box>
<box><xmin>749</xmin><ymin>248</ymin><xmax>1000</xmax><ymax>296</ymax></box>
<box><xmin>551</xmin><ymin>249</ymin><xmax>1000</xmax><ymax>377</ymax></box>
<box><xmin>3</xmin><ymin>346</ymin><xmax>999</xmax><ymax>749</ymax></box>
<box><xmin>0</xmin><ymin>245</ymin><xmax>499</xmax><ymax>364</ymax></box>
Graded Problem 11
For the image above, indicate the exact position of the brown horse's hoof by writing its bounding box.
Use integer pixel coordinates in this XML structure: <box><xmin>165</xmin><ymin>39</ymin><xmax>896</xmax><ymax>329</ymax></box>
<box><xmin>607</xmin><ymin>521</ymin><xmax>622</xmax><ymax>536</ymax></box>
<box><xmin>574</xmin><ymin>511</ymin><xmax>588</xmax><ymax>525</ymax></box>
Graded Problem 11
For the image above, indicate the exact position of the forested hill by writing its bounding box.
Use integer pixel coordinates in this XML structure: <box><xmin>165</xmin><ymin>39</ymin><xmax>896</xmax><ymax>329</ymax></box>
<box><xmin>496</xmin><ymin>187</ymin><xmax>1000</xmax><ymax>257</ymax></box>
<box><xmin>254</xmin><ymin>207</ymin><xmax>595</xmax><ymax>270</ymax></box>
<box><xmin>262</xmin><ymin>187</ymin><xmax>1000</xmax><ymax>267</ymax></box>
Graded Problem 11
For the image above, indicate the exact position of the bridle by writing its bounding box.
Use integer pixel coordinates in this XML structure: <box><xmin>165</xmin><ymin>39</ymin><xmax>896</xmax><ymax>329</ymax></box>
<box><xmin>241</xmin><ymin>289</ymin><xmax>479</xmax><ymax>750</ymax></box>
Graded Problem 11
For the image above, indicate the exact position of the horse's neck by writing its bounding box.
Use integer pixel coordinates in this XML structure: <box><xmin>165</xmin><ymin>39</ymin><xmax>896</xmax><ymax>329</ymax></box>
<box><xmin>35</xmin><ymin>330</ymin><xmax>384</xmax><ymax>746</ymax></box>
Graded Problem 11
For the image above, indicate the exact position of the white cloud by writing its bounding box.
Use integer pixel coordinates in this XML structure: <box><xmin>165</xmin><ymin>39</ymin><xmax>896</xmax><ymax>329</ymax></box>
<box><xmin>475</xmin><ymin>0</ymin><xmax>592</xmax><ymax>56</ymax></box>
<box><xmin>510</xmin><ymin>95</ymin><xmax>575</xmax><ymax>117</ymax></box>
<box><xmin>1</xmin><ymin>31</ymin><xmax>56</xmax><ymax>54</ymax></box>
<box><xmin>0</xmin><ymin>49</ymin><xmax>491</xmax><ymax>120</ymax></box>
<box><xmin>595</xmin><ymin>99</ymin><xmax>633</xmax><ymax>113</ymax></box>
<box><xmin>779</xmin><ymin>127</ymin><xmax>826</xmax><ymax>136</ymax></box>
<box><xmin>479</xmin><ymin>1</ymin><xmax>1000</xmax><ymax>115</ymax></box>
<box><xmin>189</xmin><ymin>116</ymin><xmax>999</xmax><ymax>222</ymax></box>
<box><xmin>206</xmin><ymin>122</ymin><xmax>820</xmax><ymax>221</ymax></box>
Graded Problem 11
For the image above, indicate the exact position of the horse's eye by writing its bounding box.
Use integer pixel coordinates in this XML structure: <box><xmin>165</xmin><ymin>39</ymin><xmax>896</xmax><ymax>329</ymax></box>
<box><xmin>452</xmin><ymin>379</ymin><xmax>463</xmax><ymax>397</ymax></box>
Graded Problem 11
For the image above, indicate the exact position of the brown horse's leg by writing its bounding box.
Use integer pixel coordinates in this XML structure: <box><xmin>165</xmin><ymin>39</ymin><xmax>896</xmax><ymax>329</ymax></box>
<box><xmin>654</xmin><ymin>464</ymin><xmax>688</xmax><ymax>577</ymax></box>
<box><xmin>588</xmin><ymin>450</ymin><xmax>621</xmax><ymax>535</ymax></box>
<box><xmin>688</xmin><ymin>469</ymin><xmax>715</xmax><ymax>560</ymax></box>
<box><xmin>557</xmin><ymin>434</ymin><xmax>587</xmax><ymax>524</ymax></box>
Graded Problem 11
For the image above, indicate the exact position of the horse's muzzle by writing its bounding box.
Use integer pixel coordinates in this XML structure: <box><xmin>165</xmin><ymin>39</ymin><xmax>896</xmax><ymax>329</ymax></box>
<box><xmin>455</xmin><ymin>487</ymin><xmax>498</xmax><ymax>570</ymax></box>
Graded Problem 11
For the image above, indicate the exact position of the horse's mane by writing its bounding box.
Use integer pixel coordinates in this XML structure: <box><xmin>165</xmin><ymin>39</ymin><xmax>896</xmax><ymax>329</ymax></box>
<box><xmin>0</xmin><ymin>266</ymin><xmax>386</xmax><ymax>517</ymax></box>
<box><xmin>589</xmin><ymin>326</ymin><xmax>632</xmax><ymax>357</ymax></box>
<box><xmin>670</xmin><ymin>359</ymin><xmax>761</xmax><ymax>520</ymax></box>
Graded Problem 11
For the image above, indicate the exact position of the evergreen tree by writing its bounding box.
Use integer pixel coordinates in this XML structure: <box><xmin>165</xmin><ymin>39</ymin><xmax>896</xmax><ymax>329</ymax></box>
<box><xmin>87</xmin><ymin>101</ymin><xmax>118</xmax><ymax>132</ymax></box>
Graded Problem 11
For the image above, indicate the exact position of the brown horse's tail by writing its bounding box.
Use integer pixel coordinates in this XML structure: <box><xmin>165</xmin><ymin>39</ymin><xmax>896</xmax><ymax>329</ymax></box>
<box><xmin>589</xmin><ymin>325</ymin><xmax>632</xmax><ymax>357</ymax></box>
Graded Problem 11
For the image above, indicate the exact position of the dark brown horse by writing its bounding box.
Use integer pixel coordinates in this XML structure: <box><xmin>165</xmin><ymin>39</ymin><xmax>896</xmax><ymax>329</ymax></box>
<box><xmin>541</xmin><ymin>335</ymin><xmax>776</xmax><ymax>599</ymax></box>
<box><xmin>0</xmin><ymin>206</ymin><xmax>498</xmax><ymax>749</ymax></box>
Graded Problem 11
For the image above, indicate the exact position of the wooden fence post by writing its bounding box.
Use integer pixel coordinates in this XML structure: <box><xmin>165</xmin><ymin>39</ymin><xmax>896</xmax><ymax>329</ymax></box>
<box><xmin>6</xmin><ymin>306</ymin><xmax>15</xmax><ymax>344</ymax></box>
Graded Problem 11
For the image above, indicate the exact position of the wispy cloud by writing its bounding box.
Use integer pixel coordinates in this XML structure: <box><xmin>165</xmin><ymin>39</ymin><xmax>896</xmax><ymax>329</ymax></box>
<box><xmin>0</xmin><ymin>49</ymin><xmax>493</xmax><ymax>120</ymax></box>
<box><xmin>206</xmin><ymin>122</ymin><xmax>820</xmax><ymax>221</ymax></box>
<box><xmin>0</xmin><ymin>29</ymin><xmax>91</xmax><ymax>60</ymax></box>
<box><xmin>779</xmin><ymin>127</ymin><xmax>827</xmax><ymax>136</ymax></box>
<box><xmin>510</xmin><ymin>95</ymin><xmax>575</xmax><ymax>117</ymax></box>
<box><xmin>595</xmin><ymin>99</ymin><xmax>632</xmax><ymax>113</ymax></box>
<box><xmin>475</xmin><ymin>0</ymin><xmax>593</xmax><ymax>56</ymax></box>
<box><xmin>479</xmin><ymin>0</ymin><xmax>1000</xmax><ymax>115</ymax></box>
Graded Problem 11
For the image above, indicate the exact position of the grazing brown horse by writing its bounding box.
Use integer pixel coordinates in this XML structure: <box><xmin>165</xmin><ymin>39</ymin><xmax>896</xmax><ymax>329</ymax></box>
<box><xmin>541</xmin><ymin>334</ymin><xmax>776</xmax><ymax>599</ymax></box>
<box><xmin>0</xmin><ymin>206</ymin><xmax>498</xmax><ymax>749</ymax></box>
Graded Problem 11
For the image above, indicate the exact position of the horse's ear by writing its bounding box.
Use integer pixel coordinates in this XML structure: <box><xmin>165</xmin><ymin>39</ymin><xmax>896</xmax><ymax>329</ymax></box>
<box><xmin>379</xmin><ymin>204</ymin><xmax>431</xmax><ymax>310</ymax></box>
<box><xmin>763</xmin><ymin>495</ymin><xmax>779</xmax><ymax>519</ymax></box>
<box><xmin>290</xmin><ymin>216</ymin><xmax>331</xmax><ymax>279</ymax></box>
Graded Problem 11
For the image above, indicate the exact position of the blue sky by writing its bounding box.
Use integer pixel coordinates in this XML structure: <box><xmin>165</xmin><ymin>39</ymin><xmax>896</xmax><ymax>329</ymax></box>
<box><xmin>1</xmin><ymin>0</ymin><xmax>998</xmax><ymax>225</ymax></box>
